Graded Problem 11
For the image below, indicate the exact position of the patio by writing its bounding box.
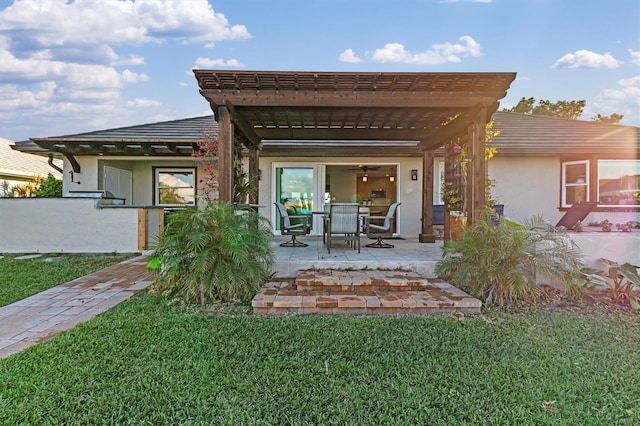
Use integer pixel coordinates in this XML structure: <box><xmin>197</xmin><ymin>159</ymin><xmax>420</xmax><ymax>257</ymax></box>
<box><xmin>271</xmin><ymin>235</ymin><xmax>444</xmax><ymax>278</ymax></box>
<box><xmin>255</xmin><ymin>235</ymin><xmax>482</xmax><ymax>316</ymax></box>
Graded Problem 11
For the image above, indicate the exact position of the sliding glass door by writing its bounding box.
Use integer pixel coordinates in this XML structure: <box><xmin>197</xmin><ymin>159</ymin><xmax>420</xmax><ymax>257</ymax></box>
<box><xmin>275</xmin><ymin>167</ymin><xmax>315</xmax><ymax>230</ymax></box>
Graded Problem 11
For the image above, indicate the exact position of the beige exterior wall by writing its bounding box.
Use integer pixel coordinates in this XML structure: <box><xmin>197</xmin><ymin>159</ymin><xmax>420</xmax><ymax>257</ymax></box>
<box><xmin>489</xmin><ymin>157</ymin><xmax>560</xmax><ymax>224</ymax></box>
<box><xmin>0</xmin><ymin>198</ymin><xmax>162</xmax><ymax>253</ymax></box>
<box><xmin>62</xmin><ymin>156</ymin><xmax>204</xmax><ymax>206</ymax></box>
<box><xmin>49</xmin><ymin>154</ymin><xmax>638</xmax><ymax>249</ymax></box>
<box><xmin>488</xmin><ymin>156</ymin><xmax>639</xmax><ymax>225</ymax></box>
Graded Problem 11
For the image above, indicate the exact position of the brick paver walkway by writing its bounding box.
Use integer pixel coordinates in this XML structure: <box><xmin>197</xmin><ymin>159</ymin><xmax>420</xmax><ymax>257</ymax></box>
<box><xmin>0</xmin><ymin>255</ymin><xmax>152</xmax><ymax>359</ymax></box>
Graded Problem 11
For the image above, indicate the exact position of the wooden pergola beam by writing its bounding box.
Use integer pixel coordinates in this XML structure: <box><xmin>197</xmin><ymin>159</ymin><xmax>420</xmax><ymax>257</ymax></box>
<box><xmin>223</xmin><ymin>101</ymin><xmax>262</xmax><ymax>149</ymax></box>
<box><xmin>199</xmin><ymin>89</ymin><xmax>505</xmax><ymax>109</ymax></box>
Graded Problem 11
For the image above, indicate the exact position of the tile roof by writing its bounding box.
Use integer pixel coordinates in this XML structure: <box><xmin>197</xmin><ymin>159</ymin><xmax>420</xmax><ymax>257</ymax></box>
<box><xmin>490</xmin><ymin>112</ymin><xmax>640</xmax><ymax>156</ymax></box>
<box><xmin>42</xmin><ymin>115</ymin><xmax>217</xmax><ymax>141</ymax></box>
<box><xmin>0</xmin><ymin>137</ymin><xmax>62</xmax><ymax>179</ymax></box>
<box><xmin>11</xmin><ymin>112</ymin><xmax>639</xmax><ymax>158</ymax></box>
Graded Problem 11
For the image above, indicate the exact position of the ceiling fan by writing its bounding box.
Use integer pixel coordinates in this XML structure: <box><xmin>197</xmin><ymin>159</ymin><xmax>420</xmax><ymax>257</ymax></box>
<box><xmin>348</xmin><ymin>165</ymin><xmax>381</xmax><ymax>173</ymax></box>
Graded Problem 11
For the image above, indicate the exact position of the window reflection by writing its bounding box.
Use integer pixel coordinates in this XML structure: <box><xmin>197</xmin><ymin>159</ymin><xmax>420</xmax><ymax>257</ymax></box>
<box><xmin>156</xmin><ymin>169</ymin><xmax>195</xmax><ymax>206</ymax></box>
<box><xmin>598</xmin><ymin>160</ymin><xmax>640</xmax><ymax>206</ymax></box>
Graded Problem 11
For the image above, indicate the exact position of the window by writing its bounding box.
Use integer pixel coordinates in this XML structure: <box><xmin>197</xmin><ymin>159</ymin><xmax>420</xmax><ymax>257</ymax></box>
<box><xmin>561</xmin><ymin>161</ymin><xmax>589</xmax><ymax>207</ymax></box>
<box><xmin>597</xmin><ymin>160</ymin><xmax>640</xmax><ymax>206</ymax></box>
<box><xmin>155</xmin><ymin>168</ymin><xmax>196</xmax><ymax>206</ymax></box>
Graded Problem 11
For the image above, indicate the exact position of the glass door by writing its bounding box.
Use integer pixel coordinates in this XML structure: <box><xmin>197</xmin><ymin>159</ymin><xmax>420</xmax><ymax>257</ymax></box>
<box><xmin>275</xmin><ymin>167</ymin><xmax>315</xmax><ymax>230</ymax></box>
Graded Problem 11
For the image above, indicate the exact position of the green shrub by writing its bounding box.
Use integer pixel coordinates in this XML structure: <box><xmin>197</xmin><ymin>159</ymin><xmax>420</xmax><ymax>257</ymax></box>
<box><xmin>435</xmin><ymin>213</ymin><xmax>595</xmax><ymax>306</ymax></box>
<box><xmin>600</xmin><ymin>259</ymin><xmax>640</xmax><ymax>310</ymax></box>
<box><xmin>33</xmin><ymin>173</ymin><xmax>63</xmax><ymax>197</ymax></box>
<box><xmin>150</xmin><ymin>201</ymin><xmax>274</xmax><ymax>305</ymax></box>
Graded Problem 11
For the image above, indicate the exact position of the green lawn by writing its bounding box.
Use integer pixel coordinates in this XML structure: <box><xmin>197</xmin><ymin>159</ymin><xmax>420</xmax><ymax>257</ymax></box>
<box><xmin>1</xmin><ymin>294</ymin><xmax>638</xmax><ymax>425</ymax></box>
<box><xmin>0</xmin><ymin>254</ymin><xmax>135</xmax><ymax>307</ymax></box>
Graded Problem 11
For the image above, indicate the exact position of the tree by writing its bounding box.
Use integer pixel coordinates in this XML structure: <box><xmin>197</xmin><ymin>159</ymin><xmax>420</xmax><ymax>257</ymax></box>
<box><xmin>504</xmin><ymin>97</ymin><xmax>624</xmax><ymax>124</ymax></box>
<box><xmin>503</xmin><ymin>97</ymin><xmax>586</xmax><ymax>119</ymax></box>
<box><xmin>592</xmin><ymin>113</ymin><xmax>624</xmax><ymax>124</ymax></box>
<box><xmin>33</xmin><ymin>174</ymin><xmax>63</xmax><ymax>197</ymax></box>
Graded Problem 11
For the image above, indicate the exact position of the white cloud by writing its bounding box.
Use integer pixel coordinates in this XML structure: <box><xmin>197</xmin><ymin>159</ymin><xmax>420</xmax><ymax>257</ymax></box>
<box><xmin>593</xmin><ymin>75</ymin><xmax>640</xmax><ymax>123</ymax></box>
<box><xmin>192</xmin><ymin>57</ymin><xmax>245</xmax><ymax>68</ymax></box>
<box><xmin>114</xmin><ymin>54</ymin><xmax>146</xmax><ymax>66</ymax></box>
<box><xmin>629</xmin><ymin>49</ymin><xmax>640</xmax><ymax>65</ymax></box>
<box><xmin>552</xmin><ymin>49</ymin><xmax>621</xmax><ymax>69</ymax></box>
<box><xmin>0</xmin><ymin>0</ymin><xmax>250</xmax><ymax>51</ymax></box>
<box><xmin>0</xmin><ymin>0</ymin><xmax>250</xmax><ymax>139</ymax></box>
<box><xmin>0</xmin><ymin>82</ymin><xmax>54</xmax><ymax>111</ymax></box>
<box><xmin>121</xmin><ymin>69</ymin><xmax>149</xmax><ymax>84</ymax></box>
<box><xmin>339</xmin><ymin>49</ymin><xmax>362</xmax><ymax>63</ymax></box>
<box><xmin>127</xmin><ymin>98</ymin><xmax>161</xmax><ymax>108</ymax></box>
<box><xmin>0</xmin><ymin>46</ymin><xmax>145</xmax><ymax>89</ymax></box>
<box><xmin>371</xmin><ymin>36</ymin><xmax>482</xmax><ymax>64</ymax></box>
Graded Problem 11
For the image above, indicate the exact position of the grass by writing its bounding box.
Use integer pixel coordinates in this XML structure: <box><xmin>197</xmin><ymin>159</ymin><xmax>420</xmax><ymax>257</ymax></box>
<box><xmin>0</xmin><ymin>294</ymin><xmax>638</xmax><ymax>425</ymax></box>
<box><xmin>0</xmin><ymin>253</ymin><xmax>135</xmax><ymax>307</ymax></box>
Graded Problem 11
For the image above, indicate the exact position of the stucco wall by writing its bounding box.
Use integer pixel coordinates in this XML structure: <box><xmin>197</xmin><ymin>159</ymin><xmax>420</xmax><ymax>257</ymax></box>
<box><xmin>489</xmin><ymin>157</ymin><xmax>560</xmax><ymax>224</ymax></box>
<box><xmin>62</xmin><ymin>156</ymin><xmax>203</xmax><ymax>206</ymax></box>
<box><xmin>570</xmin><ymin>232</ymin><xmax>640</xmax><ymax>269</ymax></box>
<box><xmin>488</xmin><ymin>156</ymin><xmax>639</xmax><ymax>226</ymax></box>
<box><xmin>0</xmin><ymin>198</ymin><xmax>159</xmax><ymax>253</ymax></box>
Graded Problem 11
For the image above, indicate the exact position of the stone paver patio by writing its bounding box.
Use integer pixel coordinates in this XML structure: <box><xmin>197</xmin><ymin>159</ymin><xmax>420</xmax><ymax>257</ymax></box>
<box><xmin>0</xmin><ymin>255</ymin><xmax>152</xmax><ymax>359</ymax></box>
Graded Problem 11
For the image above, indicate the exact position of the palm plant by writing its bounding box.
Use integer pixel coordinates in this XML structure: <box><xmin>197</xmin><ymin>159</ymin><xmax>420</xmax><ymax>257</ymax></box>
<box><xmin>435</xmin><ymin>212</ymin><xmax>595</xmax><ymax>306</ymax></box>
<box><xmin>150</xmin><ymin>201</ymin><xmax>274</xmax><ymax>305</ymax></box>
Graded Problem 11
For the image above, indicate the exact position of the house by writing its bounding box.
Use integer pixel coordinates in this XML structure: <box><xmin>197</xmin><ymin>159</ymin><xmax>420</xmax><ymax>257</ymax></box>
<box><xmin>0</xmin><ymin>137</ymin><xmax>62</xmax><ymax>196</ymax></box>
<box><xmin>3</xmin><ymin>70</ymin><xmax>639</xmax><ymax>259</ymax></box>
<box><xmin>488</xmin><ymin>112</ymin><xmax>639</xmax><ymax>226</ymax></box>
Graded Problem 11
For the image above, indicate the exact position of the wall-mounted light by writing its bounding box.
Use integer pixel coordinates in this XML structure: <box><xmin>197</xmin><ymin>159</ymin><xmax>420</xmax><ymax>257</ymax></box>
<box><xmin>362</xmin><ymin>175</ymin><xmax>368</xmax><ymax>182</ymax></box>
<box><xmin>410</xmin><ymin>169</ymin><xmax>418</xmax><ymax>181</ymax></box>
<box><xmin>389</xmin><ymin>176</ymin><xmax>395</xmax><ymax>182</ymax></box>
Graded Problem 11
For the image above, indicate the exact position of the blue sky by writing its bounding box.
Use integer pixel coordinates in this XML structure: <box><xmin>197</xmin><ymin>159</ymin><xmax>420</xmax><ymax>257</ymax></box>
<box><xmin>0</xmin><ymin>0</ymin><xmax>638</xmax><ymax>142</ymax></box>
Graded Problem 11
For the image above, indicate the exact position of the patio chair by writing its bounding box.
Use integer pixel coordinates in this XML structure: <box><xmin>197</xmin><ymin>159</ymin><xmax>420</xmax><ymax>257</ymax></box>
<box><xmin>274</xmin><ymin>202</ymin><xmax>311</xmax><ymax>247</ymax></box>
<box><xmin>365</xmin><ymin>202</ymin><xmax>401</xmax><ymax>248</ymax></box>
<box><xmin>326</xmin><ymin>203</ymin><xmax>360</xmax><ymax>254</ymax></box>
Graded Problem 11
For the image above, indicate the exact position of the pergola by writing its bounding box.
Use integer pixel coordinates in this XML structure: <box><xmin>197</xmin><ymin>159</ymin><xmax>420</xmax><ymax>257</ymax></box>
<box><xmin>194</xmin><ymin>70</ymin><xmax>516</xmax><ymax>242</ymax></box>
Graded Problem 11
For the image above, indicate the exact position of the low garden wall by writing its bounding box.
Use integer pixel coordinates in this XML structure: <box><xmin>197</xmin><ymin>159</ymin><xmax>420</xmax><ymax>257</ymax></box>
<box><xmin>0</xmin><ymin>198</ymin><xmax>163</xmax><ymax>253</ymax></box>
<box><xmin>570</xmin><ymin>230</ymin><xmax>640</xmax><ymax>268</ymax></box>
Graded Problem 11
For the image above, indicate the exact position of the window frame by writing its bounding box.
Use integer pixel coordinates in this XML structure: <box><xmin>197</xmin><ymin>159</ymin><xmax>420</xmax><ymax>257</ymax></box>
<box><xmin>561</xmin><ymin>160</ymin><xmax>590</xmax><ymax>208</ymax></box>
<box><xmin>153</xmin><ymin>167</ymin><xmax>197</xmax><ymax>207</ymax></box>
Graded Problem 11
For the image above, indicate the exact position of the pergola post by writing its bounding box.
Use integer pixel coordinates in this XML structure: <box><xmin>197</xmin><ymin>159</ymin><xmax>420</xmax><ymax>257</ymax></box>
<box><xmin>465</xmin><ymin>108</ymin><xmax>487</xmax><ymax>225</ymax></box>
<box><xmin>443</xmin><ymin>142</ymin><xmax>455</xmax><ymax>242</ymax></box>
<box><xmin>248</xmin><ymin>148</ymin><xmax>260</xmax><ymax>205</ymax></box>
<box><xmin>217</xmin><ymin>106</ymin><xmax>234</xmax><ymax>202</ymax></box>
<box><xmin>419</xmin><ymin>150</ymin><xmax>436</xmax><ymax>243</ymax></box>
